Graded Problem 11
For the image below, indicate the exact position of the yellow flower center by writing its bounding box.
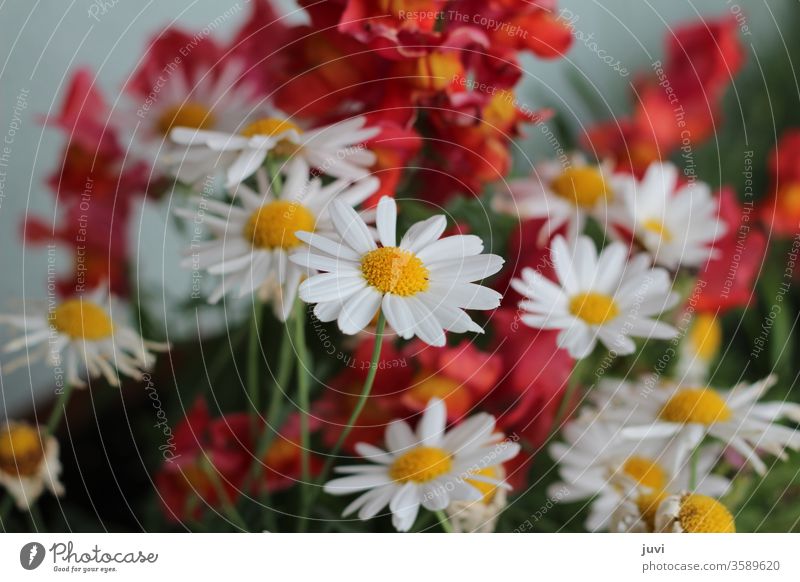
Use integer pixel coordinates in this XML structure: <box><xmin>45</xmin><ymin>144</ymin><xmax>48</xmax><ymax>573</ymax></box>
<box><xmin>389</xmin><ymin>446</ymin><xmax>452</xmax><ymax>483</ymax></box>
<box><xmin>689</xmin><ymin>314</ymin><xmax>722</xmax><ymax>362</ymax></box>
<box><xmin>550</xmin><ymin>167</ymin><xmax>610</xmax><ymax>208</ymax></box>
<box><xmin>51</xmin><ymin>299</ymin><xmax>114</xmax><ymax>340</ymax></box>
<box><xmin>157</xmin><ymin>102</ymin><xmax>216</xmax><ymax>135</ymax></box>
<box><xmin>636</xmin><ymin>490</ymin><xmax>668</xmax><ymax>532</ymax></box>
<box><xmin>678</xmin><ymin>494</ymin><xmax>736</xmax><ymax>533</ymax></box>
<box><xmin>0</xmin><ymin>424</ymin><xmax>45</xmax><ymax>477</ymax></box>
<box><xmin>568</xmin><ymin>292</ymin><xmax>619</xmax><ymax>325</ymax></box>
<box><xmin>466</xmin><ymin>466</ymin><xmax>500</xmax><ymax>504</ymax></box>
<box><xmin>243</xmin><ymin>200</ymin><xmax>316</xmax><ymax>250</ymax></box>
<box><xmin>240</xmin><ymin>117</ymin><xmax>302</xmax><ymax>157</ymax></box>
<box><xmin>361</xmin><ymin>247</ymin><xmax>429</xmax><ymax>296</ymax></box>
<box><xmin>642</xmin><ymin>218</ymin><xmax>673</xmax><ymax>242</ymax></box>
<box><xmin>622</xmin><ymin>456</ymin><xmax>668</xmax><ymax>490</ymax></box>
<box><xmin>660</xmin><ymin>388</ymin><xmax>732</xmax><ymax>425</ymax></box>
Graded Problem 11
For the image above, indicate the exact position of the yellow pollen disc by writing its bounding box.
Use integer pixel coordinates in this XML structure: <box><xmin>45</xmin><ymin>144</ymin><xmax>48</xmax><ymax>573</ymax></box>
<box><xmin>361</xmin><ymin>247</ymin><xmax>429</xmax><ymax>296</ymax></box>
<box><xmin>550</xmin><ymin>167</ymin><xmax>610</xmax><ymax>208</ymax></box>
<box><xmin>51</xmin><ymin>299</ymin><xmax>114</xmax><ymax>340</ymax></box>
<box><xmin>622</xmin><ymin>456</ymin><xmax>668</xmax><ymax>490</ymax></box>
<box><xmin>157</xmin><ymin>102</ymin><xmax>216</xmax><ymax>135</ymax></box>
<box><xmin>689</xmin><ymin>314</ymin><xmax>722</xmax><ymax>362</ymax></box>
<box><xmin>243</xmin><ymin>200</ymin><xmax>316</xmax><ymax>250</ymax></box>
<box><xmin>466</xmin><ymin>466</ymin><xmax>499</xmax><ymax>504</ymax></box>
<box><xmin>0</xmin><ymin>424</ymin><xmax>45</xmax><ymax>477</ymax></box>
<box><xmin>240</xmin><ymin>117</ymin><xmax>302</xmax><ymax>157</ymax></box>
<box><xmin>636</xmin><ymin>490</ymin><xmax>667</xmax><ymax>532</ymax></box>
<box><xmin>660</xmin><ymin>388</ymin><xmax>732</xmax><ymax>425</ymax></box>
<box><xmin>389</xmin><ymin>446</ymin><xmax>452</xmax><ymax>483</ymax></box>
<box><xmin>678</xmin><ymin>494</ymin><xmax>736</xmax><ymax>533</ymax></box>
<box><xmin>642</xmin><ymin>218</ymin><xmax>673</xmax><ymax>242</ymax></box>
<box><xmin>568</xmin><ymin>292</ymin><xmax>619</xmax><ymax>325</ymax></box>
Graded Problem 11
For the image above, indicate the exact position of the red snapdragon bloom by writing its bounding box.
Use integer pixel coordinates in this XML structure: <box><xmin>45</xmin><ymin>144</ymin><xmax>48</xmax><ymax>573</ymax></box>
<box><xmin>760</xmin><ymin>130</ymin><xmax>800</xmax><ymax>237</ymax></box>
<box><xmin>584</xmin><ymin>16</ymin><xmax>744</xmax><ymax>175</ymax></box>
<box><xmin>156</xmin><ymin>399</ymin><xmax>319</xmax><ymax>522</ymax></box>
<box><xmin>695</xmin><ymin>187</ymin><xmax>766</xmax><ymax>313</ymax></box>
<box><xmin>314</xmin><ymin>337</ymin><xmax>412</xmax><ymax>454</ymax></box>
<box><xmin>400</xmin><ymin>339</ymin><xmax>502</xmax><ymax>419</ymax></box>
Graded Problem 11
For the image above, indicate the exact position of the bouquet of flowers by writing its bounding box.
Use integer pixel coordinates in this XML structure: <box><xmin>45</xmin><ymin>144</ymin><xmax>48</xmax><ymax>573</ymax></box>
<box><xmin>2</xmin><ymin>0</ymin><xmax>800</xmax><ymax>534</ymax></box>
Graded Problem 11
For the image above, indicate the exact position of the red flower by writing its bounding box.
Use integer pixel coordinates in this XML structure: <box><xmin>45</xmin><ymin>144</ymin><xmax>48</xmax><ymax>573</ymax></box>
<box><xmin>156</xmin><ymin>400</ymin><xmax>250</xmax><ymax>523</ymax></box>
<box><xmin>400</xmin><ymin>339</ymin><xmax>502</xmax><ymax>420</ymax></box>
<box><xmin>363</xmin><ymin>119</ymin><xmax>423</xmax><ymax>205</ymax></box>
<box><xmin>664</xmin><ymin>16</ymin><xmax>745</xmax><ymax>102</ymax></box>
<box><xmin>489</xmin><ymin>309</ymin><xmax>573</xmax><ymax>454</ymax></box>
<box><xmin>156</xmin><ymin>399</ymin><xmax>319</xmax><ymax>522</ymax></box>
<box><xmin>494</xmin><ymin>218</ymin><xmax>556</xmax><ymax>307</ymax></box>
<box><xmin>338</xmin><ymin>0</ymin><xmax>446</xmax><ymax>58</ymax></box>
<box><xmin>760</xmin><ymin>129</ymin><xmax>800</xmax><ymax>237</ymax></box>
<box><xmin>584</xmin><ymin>16</ymin><xmax>744</xmax><ymax>173</ymax></box>
<box><xmin>695</xmin><ymin>187</ymin><xmax>766</xmax><ymax>313</ymax></box>
<box><xmin>314</xmin><ymin>337</ymin><xmax>412</xmax><ymax>454</ymax></box>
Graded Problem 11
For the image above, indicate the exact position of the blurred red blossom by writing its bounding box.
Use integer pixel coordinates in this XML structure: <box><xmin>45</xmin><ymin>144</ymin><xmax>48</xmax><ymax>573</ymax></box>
<box><xmin>584</xmin><ymin>16</ymin><xmax>745</xmax><ymax>175</ymax></box>
<box><xmin>695</xmin><ymin>187</ymin><xmax>766</xmax><ymax>313</ymax></box>
<box><xmin>156</xmin><ymin>398</ymin><xmax>319</xmax><ymax>523</ymax></box>
<box><xmin>760</xmin><ymin>129</ymin><xmax>800</xmax><ymax>237</ymax></box>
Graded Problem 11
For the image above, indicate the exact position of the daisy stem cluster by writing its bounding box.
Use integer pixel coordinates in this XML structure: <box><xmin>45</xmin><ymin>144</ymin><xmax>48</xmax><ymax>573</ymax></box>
<box><xmin>322</xmin><ymin>312</ymin><xmax>386</xmax><ymax>484</ymax></box>
<box><xmin>247</xmin><ymin>299</ymin><xmax>265</xmax><ymax>435</ymax></box>
<box><xmin>200</xmin><ymin>457</ymin><xmax>248</xmax><ymax>531</ymax></box>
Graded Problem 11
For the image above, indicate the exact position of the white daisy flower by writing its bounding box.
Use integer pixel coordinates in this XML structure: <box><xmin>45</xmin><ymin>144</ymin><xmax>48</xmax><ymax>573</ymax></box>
<box><xmin>618</xmin><ymin>375</ymin><xmax>800</xmax><ymax>475</ymax></box>
<box><xmin>323</xmin><ymin>398</ymin><xmax>520</xmax><ymax>532</ymax></box>
<box><xmin>0</xmin><ymin>421</ymin><xmax>64</xmax><ymax>510</ymax></box>
<box><xmin>0</xmin><ymin>288</ymin><xmax>168</xmax><ymax>388</ymax></box>
<box><xmin>169</xmin><ymin>114</ymin><xmax>379</xmax><ymax>188</ymax></box>
<box><xmin>126</xmin><ymin>59</ymin><xmax>261</xmax><ymax>145</ymax></box>
<box><xmin>550</xmin><ymin>416</ymin><xmax>729</xmax><ymax>532</ymax></box>
<box><xmin>290</xmin><ymin>196</ymin><xmax>504</xmax><ymax>347</ymax></box>
<box><xmin>654</xmin><ymin>492</ymin><xmax>735</xmax><ymax>533</ymax></box>
<box><xmin>511</xmin><ymin>234</ymin><xmax>679</xmax><ymax>359</ymax></box>
<box><xmin>492</xmin><ymin>154</ymin><xmax>617</xmax><ymax>245</ymax></box>
<box><xmin>612</xmin><ymin>162</ymin><xmax>727</xmax><ymax>269</ymax></box>
<box><xmin>176</xmin><ymin>157</ymin><xmax>380</xmax><ymax>318</ymax></box>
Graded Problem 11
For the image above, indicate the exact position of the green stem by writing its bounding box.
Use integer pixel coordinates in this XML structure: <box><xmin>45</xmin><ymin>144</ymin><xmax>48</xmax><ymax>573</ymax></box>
<box><xmin>318</xmin><ymin>312</ymin><xmax>387</xmax><ymax>485</ymax></box>
<box><xmin>248</xmin><ymin>299</ymin><xmax>265</xmax><ymax>434</ymax></box>
<box><xmin>201</xmin><ymin>460</ymin><xmax>248</xmax><ymax>531</ymax></box>
<box><xmin>267</xmin><ymin>155</ymin><xmax>284</xmax><ymax>194</ymax></box>
<box><xmin>435</xmin><ymin>510</ymin><xmax>454</xmax><ymax>533</ymax></box>
<box><xmin>550</xmin><ymin>357</ymin><xmax>589</xmax><ymax>438</ymax></box>
<box><xmin>240</xmin><ymin>313</ymin><xmax>296</xmax><ymax>531</ymax></box>
<box><xmin>46</xmin><ymin>383</ymin><xmax>75</xmax><ymax>434</ymax></box>
<box><xmin>294</xmin><ymin>306</ymin><xmax>312</xmax><ymax>530</ymax></box>
<box><xmin>689</xmin><ymin>446</ymin><xmax>699</xmax><ymax>490</ymax></box>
